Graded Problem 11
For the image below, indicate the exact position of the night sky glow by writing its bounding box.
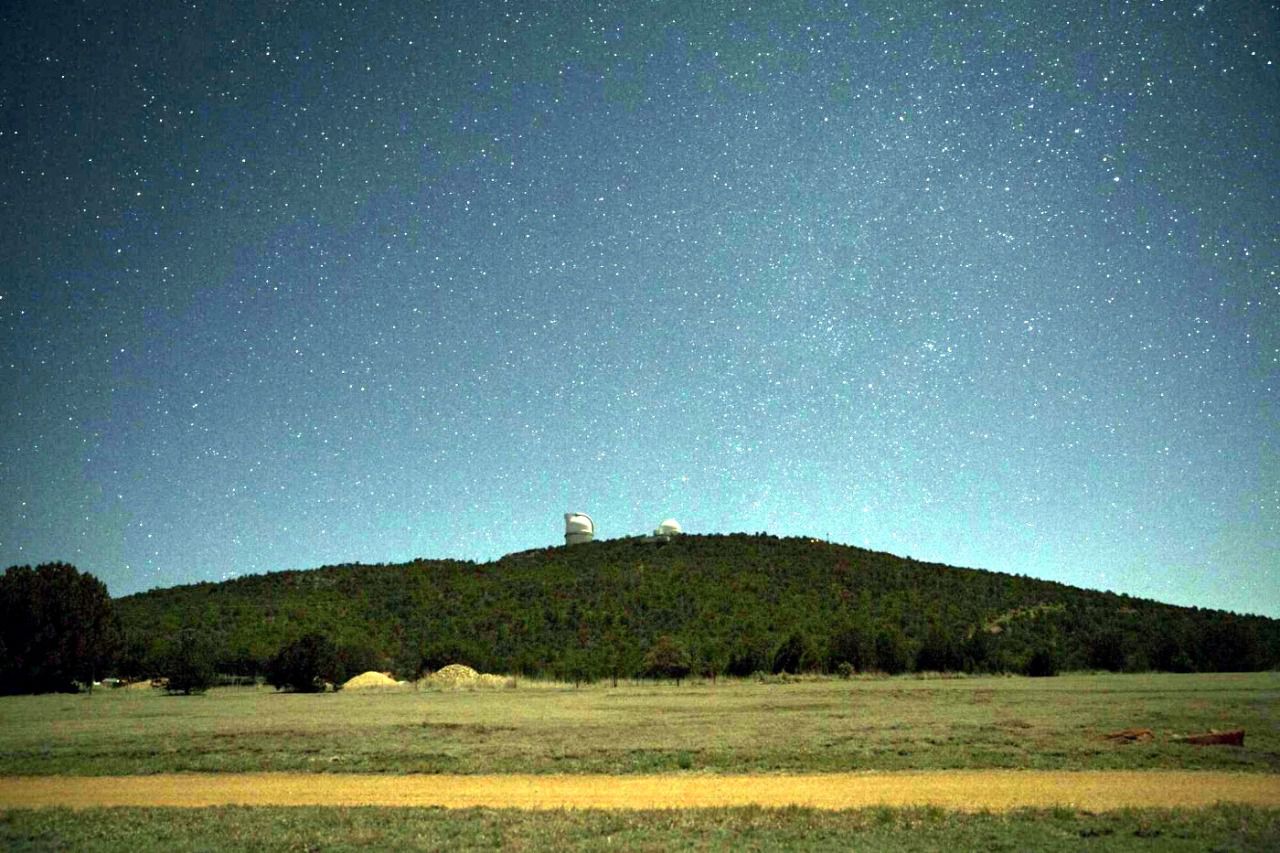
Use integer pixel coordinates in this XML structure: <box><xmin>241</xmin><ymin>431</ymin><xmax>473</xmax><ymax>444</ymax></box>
<box><xmin>1</xmin><ymin>2</ymin><xmax>1276</xmax><ymax>616</ymax></box>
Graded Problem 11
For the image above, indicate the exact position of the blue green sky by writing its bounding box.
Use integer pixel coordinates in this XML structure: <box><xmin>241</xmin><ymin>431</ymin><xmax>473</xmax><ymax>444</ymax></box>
<box><xmin>1</xmin><ymin>1</ymin><xmax>1276</xmax><ymax>616</ymax></box>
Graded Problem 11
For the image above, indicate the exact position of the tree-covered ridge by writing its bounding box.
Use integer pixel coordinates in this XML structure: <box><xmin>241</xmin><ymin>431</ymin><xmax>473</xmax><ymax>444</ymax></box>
<box><xmin>114</xmin><ymin>534</ymin><xmax>1280</xmax><ymax>680</ymax></box>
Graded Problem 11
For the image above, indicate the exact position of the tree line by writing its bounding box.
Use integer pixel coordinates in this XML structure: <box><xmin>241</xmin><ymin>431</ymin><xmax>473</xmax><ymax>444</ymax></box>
<box><xmin>4</xmin><ymin>535</ymin><xmax>1278</xmax><ymax>693</ymax></box>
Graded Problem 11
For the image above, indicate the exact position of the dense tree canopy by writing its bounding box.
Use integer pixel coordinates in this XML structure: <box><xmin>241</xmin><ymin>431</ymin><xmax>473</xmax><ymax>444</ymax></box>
<box><xmin>0</xmin><ymin>563</ymin><xmax>119</xmax><ymax>694</ymax></box>
<box><xmin>112</xmin><ymin>535</ymin><xmax>1280</xmax><ymax>682</ymax></box>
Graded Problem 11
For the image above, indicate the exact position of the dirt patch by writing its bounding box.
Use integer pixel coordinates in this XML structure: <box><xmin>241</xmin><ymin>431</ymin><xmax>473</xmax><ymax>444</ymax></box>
<box><xmin>1</xmin><ymin>771</ymin><xmax>1276</xmax><ymax>811</ymax></box>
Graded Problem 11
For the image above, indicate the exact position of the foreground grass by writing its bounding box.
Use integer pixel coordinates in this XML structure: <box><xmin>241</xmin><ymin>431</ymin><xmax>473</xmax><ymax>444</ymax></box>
<box><xmin>3</xmin><ymin>805</ymin><xmax>1278</xmax><ymax>851</ymax></box>
<box><xmin>0</xmin><ymin>673</ymin><xmax>1275</xmax><ymax>775</ymax></box>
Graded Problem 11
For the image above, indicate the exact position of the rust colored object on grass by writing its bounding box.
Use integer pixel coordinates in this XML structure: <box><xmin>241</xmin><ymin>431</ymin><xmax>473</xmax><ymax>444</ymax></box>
<box><xmin>1178</xmin><ymin>729</ymin><xmax>1245</xmax><ymax>747</ymax></box>
<box><xmin>1103</xmin><ymin>728</ymin><xmax>1154</xmax><ymax>742</ymax></box>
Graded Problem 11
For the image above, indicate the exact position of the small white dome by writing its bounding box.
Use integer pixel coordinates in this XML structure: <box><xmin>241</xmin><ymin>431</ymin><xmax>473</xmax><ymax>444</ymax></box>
<box><xmin>565</xmin><ymin>513</ymin><xmax>594</xmax><ymax>534</ymax></box>
<box><xmin>655</xmin><ymin>518</ymin><xmax>682</xmax><ymax>536</ymax></box>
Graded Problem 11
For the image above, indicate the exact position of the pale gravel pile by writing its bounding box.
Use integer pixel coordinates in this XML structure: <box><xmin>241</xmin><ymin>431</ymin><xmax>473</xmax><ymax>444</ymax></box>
<box><xmin>342</xmin><ymin>671</ymin><xmax>401</xmax><ymax>690</ymax></box>
<box><xmin>428</xmin><ymin>664</ymin><xmax>480</xmax><ymax>687</ymax></box>
<box><xmin>424</xmin><ymin>665</ymin><xmax>513</xmax><ymax>689</ymax></box>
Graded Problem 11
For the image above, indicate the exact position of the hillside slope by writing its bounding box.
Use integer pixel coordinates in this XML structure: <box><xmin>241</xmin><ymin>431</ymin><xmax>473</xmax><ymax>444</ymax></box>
<box><xmin>115</xmin><ymin>534</ymin><xmax>1280</xmax><ymax>678</ymax></box>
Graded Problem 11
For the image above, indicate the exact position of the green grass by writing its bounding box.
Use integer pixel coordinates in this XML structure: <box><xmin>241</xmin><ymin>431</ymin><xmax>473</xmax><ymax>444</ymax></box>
<box><xmin>0</xmin><ymin>672</ymin><xmax>1276</xmax><ymax>775</ymax></box>
<box><xmin>2</xmin><ymin>805</ymin><xmax>1278</xmax><ymax>851</ymax></box>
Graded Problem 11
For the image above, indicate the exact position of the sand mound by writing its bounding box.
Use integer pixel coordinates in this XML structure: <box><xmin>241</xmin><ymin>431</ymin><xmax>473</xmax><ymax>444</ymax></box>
<box><xmin>342</xmin><ymin>671</ymin><xmax>400</xmax><ymax>690</ymax></box>
<box><xmin>423</xmin><ymin>665</ymin><xmax>513</xmax><ymax>689</ymax></box>
<box><xmin>428</xmin><ymin>664</ymin><xmax>480</xmax><ymax>687</ymax></box>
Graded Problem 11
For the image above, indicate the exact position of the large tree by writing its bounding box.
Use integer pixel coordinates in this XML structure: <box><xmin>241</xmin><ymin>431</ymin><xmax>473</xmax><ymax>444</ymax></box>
<box><xmin>164</xmin><ymin>629</ymin><xmax>216</xmax><ymax>695</ymax></box>
<box><xmin>0</xmin><ymin>563</ymin><xmax>119</xmax><ymax>694</ymax></box>
<box><xmin>642</xmin><ymin>635</ymin><xmax>691</xmax><ymax>685</ymax></box>
<box><xmin>266</xmin><ymin>633</ymin><xmax>342</xmax><ymax>692</ymax></box>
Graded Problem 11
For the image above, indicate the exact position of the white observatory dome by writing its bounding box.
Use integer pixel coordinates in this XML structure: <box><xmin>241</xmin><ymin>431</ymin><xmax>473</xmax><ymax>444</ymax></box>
<box><xmin>564</xmin><ymin>512</ymin><xmax>595</xmax><ymax>546</ymax></box>
<box><xmin>655</xmin><ymin>518</ymin><xmax>682</xmax><ymax>537</ymax></box>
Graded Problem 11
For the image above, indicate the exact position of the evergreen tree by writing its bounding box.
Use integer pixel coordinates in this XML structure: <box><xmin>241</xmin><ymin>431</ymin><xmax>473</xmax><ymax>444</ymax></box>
<box><xmin>726</xmin><ymin>634</ymin><xmax>769</xmax><ymax>677</ymax></box>
<box><xmin>961</xmin><ymin>629</ymin><xmax>993</xmax><ymax>673</ymax></box>
<box><xmin>772</xmin><ymin>631</ymin><xmax>822</xmax><ymax>674</ymax></box>
<box><xmin>266</xmin><ymin>633</ymin><xmax>341</xmax><ymax>692</ymax></box>
<box><xmin>1085</xmin><ymin>630</ymin><xmax>1127</xmax><ymax>672</ymax></box>
<box><xmin>1025</xmin><ymin>645</ymin><xmax>1060</xmax><ymax>677</ymax></box>
<box><xmin>916</xmin><ymin>622</ymin><xmax>963</xmax><ymax>672</ymax></box>
<box><xmin>874</xmin><ymin>626</ymin><xmax>910</xmax><ymax>675</ymax></box>
<box><xmin>0</xmin><ymin>563</ymin><xmax>120</xmax><ymax>694</ymax></box>
<box><xmin>829</xmin><ymin>616</ymin><xmax>874</xmax><ymax>672</ymax></box>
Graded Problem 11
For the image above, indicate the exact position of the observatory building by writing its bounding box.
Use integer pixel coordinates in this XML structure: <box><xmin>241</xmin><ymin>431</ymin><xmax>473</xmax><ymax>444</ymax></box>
<box><xmin>653</xmin><ymin>518</ymin><xmax>683</xmax><ymax>538</ymax></box>
<box><xmin>564</xmin><ymin>512</ymin><xmax>595</xmax><ymax>545</ymax></box>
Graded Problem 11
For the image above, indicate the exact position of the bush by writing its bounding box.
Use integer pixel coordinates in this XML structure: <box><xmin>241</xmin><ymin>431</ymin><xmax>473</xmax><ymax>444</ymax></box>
<box><xmin>836</xmin><ymin>661</ymin><xmax>855</xmax><ymax>679</ymax></box>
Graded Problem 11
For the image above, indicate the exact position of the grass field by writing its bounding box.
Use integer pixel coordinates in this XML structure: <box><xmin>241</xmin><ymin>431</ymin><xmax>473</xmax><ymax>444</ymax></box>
<box><xmin>2</xmin><ymin>805</ymin><xmax>1279</xmax><ymax>851</ymax></box>
<box><xmin>0</xmin><ymin>672</ymin><xmax>1275</xmax><ymax>776</ymax></box>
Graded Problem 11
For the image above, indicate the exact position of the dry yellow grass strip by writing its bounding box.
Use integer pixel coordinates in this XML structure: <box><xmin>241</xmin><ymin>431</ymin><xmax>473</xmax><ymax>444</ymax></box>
<box><xmin>2</xmin><ymin>772</ymin><xmax>1278</xmax><ymax>811</ymax></box>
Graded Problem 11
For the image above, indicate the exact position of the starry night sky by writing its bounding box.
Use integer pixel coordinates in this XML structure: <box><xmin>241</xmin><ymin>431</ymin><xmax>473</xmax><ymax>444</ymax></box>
<box><xmin>1</xmin><ymin>1</ymin><xmax>1276</xmax><ymax>616</ymax></box>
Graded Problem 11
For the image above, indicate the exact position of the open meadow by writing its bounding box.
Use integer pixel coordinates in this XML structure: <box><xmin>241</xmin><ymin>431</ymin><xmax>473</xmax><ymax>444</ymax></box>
<box><xmin>0</xmin><ymin>672</ymin><xmax>1275</xmax><ymax>776</ymax></box>
<box><xmin>2</xmin><ymin>672</ymin><xmax>1278</xmax><ymax>849</ymax></box>
<box><xmin>2</xmin><ymin>804</ymin><xmax>1278</xmax><ymax>852</ymax></box>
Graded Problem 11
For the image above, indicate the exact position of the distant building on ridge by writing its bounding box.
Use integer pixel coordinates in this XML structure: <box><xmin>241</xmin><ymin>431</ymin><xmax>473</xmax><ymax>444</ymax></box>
<box><xmin>653</xmin><ymin>518</ymin><xmax>683</xmax><ymax>539</ymax></box>
<box><xmin>564</xmin><ymin>512</ymin><xmax>594</xmax><ymax>545</ymax></box>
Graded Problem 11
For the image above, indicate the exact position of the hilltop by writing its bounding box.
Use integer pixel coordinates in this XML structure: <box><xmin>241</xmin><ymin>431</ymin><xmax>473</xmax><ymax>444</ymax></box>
<box><xmin>115</xmin><ymin>534</ymin><xmax>1279</xmax><ymax>679</ymax></box>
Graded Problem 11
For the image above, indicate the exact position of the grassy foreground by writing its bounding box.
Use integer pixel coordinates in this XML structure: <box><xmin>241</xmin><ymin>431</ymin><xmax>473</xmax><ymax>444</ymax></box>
<box><xmin>2</xmin><ymin>805</ymin><xmax>1278</xmax><ymax>851</ymax></box>
<box><xmin>0</xmin><ymin>672</ymin><xmax>1275</xmax><ymax>775</ymax></box>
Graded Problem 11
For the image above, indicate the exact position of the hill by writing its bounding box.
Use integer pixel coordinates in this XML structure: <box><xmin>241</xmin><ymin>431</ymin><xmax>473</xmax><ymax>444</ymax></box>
<box><xmin>114</xmin><ymin>534</ymin><xmax>1280</xmax><ymax>680</ymax></box>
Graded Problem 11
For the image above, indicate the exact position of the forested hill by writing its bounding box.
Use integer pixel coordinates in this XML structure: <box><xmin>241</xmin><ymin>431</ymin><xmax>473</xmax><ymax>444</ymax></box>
<box><xmin>115</xmin><ymin>533</ymin><xmax>1279</xmax><ymax>679</ymax></box>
